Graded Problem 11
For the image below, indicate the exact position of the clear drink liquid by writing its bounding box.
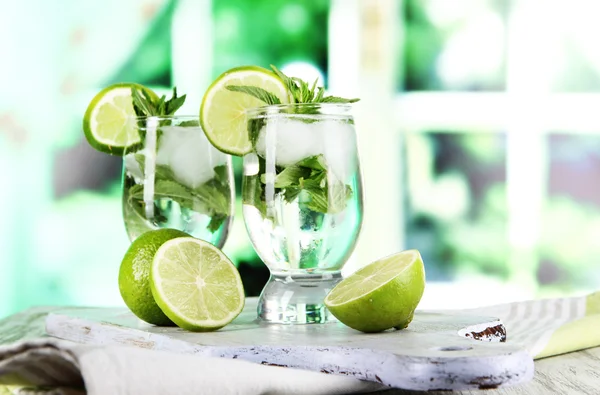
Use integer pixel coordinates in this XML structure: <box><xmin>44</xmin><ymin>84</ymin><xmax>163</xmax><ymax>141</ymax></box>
<box><xmin>243</xmin><ymin>173</ymin><xmax>362</xmax><ymax>274</ymax></box>
<box><xmin>122</xmin><ymin>169</ymin><xmax>231</xmax><ymax>247</ymax></box>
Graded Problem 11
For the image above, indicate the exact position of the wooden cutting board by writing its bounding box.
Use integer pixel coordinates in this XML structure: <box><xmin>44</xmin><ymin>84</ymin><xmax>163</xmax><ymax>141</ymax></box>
<box><xmin>45</xmin><ymin>299</ymin><xmax>533</xmax><ymax>391</ymax></box>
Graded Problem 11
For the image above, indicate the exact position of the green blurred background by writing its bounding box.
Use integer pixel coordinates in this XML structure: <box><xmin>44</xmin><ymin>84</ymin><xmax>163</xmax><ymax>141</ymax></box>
<box><xmin>1</xmin><ymin>0</ymin><xmax>600</xmax><ymax>318</ymax></box>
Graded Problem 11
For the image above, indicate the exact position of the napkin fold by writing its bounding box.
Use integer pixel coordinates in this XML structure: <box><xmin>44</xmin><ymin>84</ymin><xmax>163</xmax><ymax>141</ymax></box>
<box><xmin>1</xmin><ymin>292</ymin><xmax>599</xmax><ymax>395</ymax></box>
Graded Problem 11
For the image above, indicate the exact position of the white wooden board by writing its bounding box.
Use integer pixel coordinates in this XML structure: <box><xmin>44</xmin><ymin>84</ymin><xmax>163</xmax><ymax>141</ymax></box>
<box><xmin>45</xmin><ymin>299</ymin><xmax>533</xmax><ymax>391</ymax></box>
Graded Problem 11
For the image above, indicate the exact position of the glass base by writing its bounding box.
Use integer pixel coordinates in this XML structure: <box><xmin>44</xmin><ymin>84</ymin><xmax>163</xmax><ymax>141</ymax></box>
<box><xmin>257</xmin><ymin>271</ymin><xmax>342</xmax><ymax>324</ymax></box>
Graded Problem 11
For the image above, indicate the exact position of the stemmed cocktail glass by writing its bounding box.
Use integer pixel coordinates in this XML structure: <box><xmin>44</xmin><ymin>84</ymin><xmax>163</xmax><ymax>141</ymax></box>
<box><xmin>242</xmin><ymin>104</ymin><xmax>363</xmax><ymax>324</ymax></box>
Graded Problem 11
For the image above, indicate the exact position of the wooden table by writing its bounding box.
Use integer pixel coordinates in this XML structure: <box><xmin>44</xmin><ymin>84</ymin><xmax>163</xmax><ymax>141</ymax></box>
<box><xmin>1</xmin><ymin>307</ymin><xmax>598</xmax><ymax>394</ymax></box>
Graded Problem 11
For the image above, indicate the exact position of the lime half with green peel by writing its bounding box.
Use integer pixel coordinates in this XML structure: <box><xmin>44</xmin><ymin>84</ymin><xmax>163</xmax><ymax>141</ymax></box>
<box><xmin>83</xmin><ymin>82</ymin><xmax>156</xmax><ymax>155</ymax></box>
<box><xmin>325</xmin><ymin>249</ymin><xmax>426</xmax><ymax>333</ymax></box>
<box><xmin>150</xmin><ymin>237</ymin><xmax>245</xmax><ymax>331</ymax></box>
<box><xmin>200</xmin><ymin>65</ymin><xmax>290</xmax><ymax>156</ymax></box>
<box><xmin>119</xmin><ymin>228</ymin><xmax>190</xmax><ymax>326</ymax></box>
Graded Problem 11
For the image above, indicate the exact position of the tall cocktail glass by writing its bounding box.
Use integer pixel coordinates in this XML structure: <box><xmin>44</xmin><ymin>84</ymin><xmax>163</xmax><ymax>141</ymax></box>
<box><xmin>122</xmin><ymin>115</ymin><xmax>234</xmax><ymax>248</ymax></box>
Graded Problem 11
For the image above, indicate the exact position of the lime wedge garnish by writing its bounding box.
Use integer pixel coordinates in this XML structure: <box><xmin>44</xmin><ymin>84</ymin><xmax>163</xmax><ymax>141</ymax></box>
<box><xmin>324</xmin><ymin>250</ymin><xmax>426</xmax><ymax>333</ymax></box>
<box><xmin>82</xmin><ymin>83</ymin><xmax>156</xmax><ymax>155</ymax></box>
<box><xmin>199</xmin><ymin>65</ymin><xmax>290</xmax><ymax>156</ymax></box>
<box><xmin>150</xmin><ymin>237</ymin><xmax>245</xmax><ymax>331</ymax></box>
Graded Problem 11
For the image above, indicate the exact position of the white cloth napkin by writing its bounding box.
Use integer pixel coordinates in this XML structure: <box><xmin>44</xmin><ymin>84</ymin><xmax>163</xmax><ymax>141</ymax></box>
<box><xmin>0</xmin><ymin>338</ymin><xmax>383</xmax><ymax>395</ymax></box>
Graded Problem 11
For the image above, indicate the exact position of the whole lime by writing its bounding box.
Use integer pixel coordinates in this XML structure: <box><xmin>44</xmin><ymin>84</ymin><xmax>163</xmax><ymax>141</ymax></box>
<box><xmin>119</xmin><ymin>229</ymin><xmax>190</xmax><ymax>325</ymax></box>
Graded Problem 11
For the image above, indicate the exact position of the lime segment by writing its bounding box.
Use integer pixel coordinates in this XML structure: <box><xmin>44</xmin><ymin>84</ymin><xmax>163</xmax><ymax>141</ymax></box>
<box><xmin>150</xmin><ymin>237</ymin><xmax>245</xmax><ymax>331</ymax></box>
<box><xmin>325</xmin><ymin>249</ymin><xmax>426</xmax><ymax>333</ymax></box>
<box><xmin>83</xmin><ymin>82</ymin><xmax>155</xmax><ymax>155</ymax></box>
<box><xmin>200</xmin><ymin>66</ymin><xmax>289</xmax><ymax>156</ymax></box>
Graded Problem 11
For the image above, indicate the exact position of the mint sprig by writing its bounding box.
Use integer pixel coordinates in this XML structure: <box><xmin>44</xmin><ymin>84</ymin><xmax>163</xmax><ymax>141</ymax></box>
<box><xmin>225</xmin><ymin>65</ymin><xmax>359</xmax><ymax>106</ymax></box>
<box><xmin>131</xmin><ymin>87</ymin><xmax>186</xmax><ymax>117</ymax></box>
<box><xmin>269</xmin><ymin>65</ymin><xmax>359</xmax><ymax>104</ymax></box>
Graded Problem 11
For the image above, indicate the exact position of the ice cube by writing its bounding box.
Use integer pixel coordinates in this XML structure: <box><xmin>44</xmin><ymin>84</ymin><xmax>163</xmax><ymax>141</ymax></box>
<box><xmin>123</xmin><ymin>152</ymin><xmax>144</xmax><ymax>182</ymax></box>
<box><xmin>156</xmin><ymin>126</ymin><xmax>227</xmax><ymax>188</ymax></box>
<box><xmin>321</xmin><ymin>120</ymin><xmax>357</xmax><ymax>181</ymax></box>
<box><xmin>255</xmin><ymin>118</ymin><xmax>325</xmax><ymax>167</ymax></box>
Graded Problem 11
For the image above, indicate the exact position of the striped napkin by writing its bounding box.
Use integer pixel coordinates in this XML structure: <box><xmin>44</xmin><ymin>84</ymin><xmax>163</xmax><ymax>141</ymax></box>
<box><xmin>462</xmin><ymin>291</ymin><xmax>600</xmax><ymax>359</ymax></box>
<box><xmin>0</xmin><ymin>292</ymin><xmax>599</xmax><ymax>394</ymax></box>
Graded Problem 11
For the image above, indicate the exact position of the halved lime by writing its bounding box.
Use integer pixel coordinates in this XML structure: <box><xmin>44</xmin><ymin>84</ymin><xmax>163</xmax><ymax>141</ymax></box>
<box><xmin>83</xmin><ymin>82</ymin><xmax>156</xmax><ymax>155</ymax></box>
<box><xmin>150</xmin><ymin>237</ymin><xmax>245</xmax><ymax>331</ymax></box>
<box><xmin>325</xmin><ymin>250</ymin><xmax>426</xmax><ymax>333</ymax></box>
<box><xmin>199</xmin><ymin>66</ymin><xmax>290</xmax><ymax>156</ymax></box>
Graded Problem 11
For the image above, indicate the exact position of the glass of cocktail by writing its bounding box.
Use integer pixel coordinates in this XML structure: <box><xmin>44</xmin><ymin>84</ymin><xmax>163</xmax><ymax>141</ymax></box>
<box><xmin>122</xmin><ymin>115</ymin><xmax>234</xmax><ymax>248</ymax></box>
<box><xmin>242</xmin><ymin>103</ymin><xmax>363</xmax><ymax>324</ymax></box>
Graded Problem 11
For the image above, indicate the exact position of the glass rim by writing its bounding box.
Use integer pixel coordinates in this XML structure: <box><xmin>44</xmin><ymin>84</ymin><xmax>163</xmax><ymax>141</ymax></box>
<box><xmin>128</xmin><ymin>114</ymin><xmax>199</xmax><ymax>122</ymax></box>
<box><xmin>245</xmin><ymin>103</ymin><xmax>353</xmax><ymax>118</ymax></box>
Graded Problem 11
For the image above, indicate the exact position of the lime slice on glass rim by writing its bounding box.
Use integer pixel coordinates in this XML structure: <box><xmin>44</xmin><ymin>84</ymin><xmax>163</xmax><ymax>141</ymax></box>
<box><xmin>324</xmin><ymin>249</ymin><xmax>426</xmax><ymax>333</ymax></box>
<box><xmin>199</xmin><ymin>65</ymin><xmax>290</xmax><ymax>156</ymax></box>
<box><xmin>82</xmin><ymin>82</ymin><xmax>157</xmax><ymax>155</ymax></box>
<box><xmin>150</xmin><ymin>237</ymin><xmax>245</xmax><ymax>331</ymax></box>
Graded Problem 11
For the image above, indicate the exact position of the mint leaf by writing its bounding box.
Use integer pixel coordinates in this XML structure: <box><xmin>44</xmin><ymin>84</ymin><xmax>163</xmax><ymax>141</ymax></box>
<box><xmin>126</xmin><ymin>183</ymin><xmax>169</xmax><ymax>224</ymax></box>
<box><xmin>178</xmin><ymin>120</ymin><xmax>200</xmax><ymax>127</ymax></box>
<box><xmin>193</xmin><ymin>183</ymin><xmax>229</xmax><ymax>216</ymax></box>
<box><xmin>164</xmin><ymin>87</ymin><xmax>186</xmax><ymax>115</ymax></box>
<box><xmin>213</xmin><ymin>164</ymin><xmax>228</xmax><ymax>184</ymax></box>
<box><xmin>300</xmin><ymin>177</ymin><xmax>352</xmax><ymax>214</ymax></box>
<box><xmin>318</xmin><ymin>96</ymin><xmax>360</xmax><ymax>104</ymax></box>
<box><xmin>226</xmin><ymin>85</ymin><xmax>282</xmax><ymax>105</ymax></box>
<box><xmin>283</xmin><ymin>186</ymin><xmax>303</xmax><ymax>203</ymax></box>
<box><xmin>207</xmin><ymin>213</ymin><xmax>228</xmax><ymax>233</ymax></box>
<box><xmin>243</xmin><ymin>156</ymin><xmax>267</xmax><ymax>217</ymax></box>
<box><xmin>126</xmin><ymin>183</ymin><xmax>146</xmax><ymax>218</ymax></box>
<box><xmin>134</xmin><ymin>153</ymin><xmax>146</xmax><ymax>173</ymax></box>
<box><xmin>153</xmin><ymin>180</ymin><xmax>197</xmax><ymax>210</ymax></box>
<box><xmin>155</xmin><ymin>164</ymin><xmax>176</xmax><ymax>182</ymax></box>
<box><xmin>248</xmin><ymin>117</ymin><xmax>265</xmax><ymax>147</ymax></box>
<box><xmin>270</xmin><ymin>65</ymin><xmax>298</xmax><ymax>98</ymax></box>
<box><xmin>261</xmin><ymin>165</ymin><xmax>311</xmax><ymax>188</ymax></box>
<box><xmin>134</xmin><ymin>153</ymin><xmax>177</xmax><ymax>181</ymax></box>
<box><xmin>328</xmin><ymin>180</ymin><xmax>353</xmax><ymax>214</ymax></box>
<box><xmin>129</xmin><ymin>178</ymin><xmax>197</xmax><ymax>212</ymax></box>
<box><xmin>191</xmin><ymin>165</ymin><xmax>232</xmax><ymax>232</ymax></box>
<box><xmin>302</xmin><ymin>178</ymin><xmax>329</xmax><ymax>213</ymax></box>
<box><xmin>131</xmin><ymin>87</ymin><xmax>156</xmax><ymax>117</ymax></box>
<box><xmin>243</xmin><ymin>174</ymin><xmax>267</xmax><ymax>217</ymax></box>
<box><xmin>296</xmin><ymin>155</ymin><xmax>327</xmax><ymax>171</ymax></box>
<box><xmin>314</xmin><ymin>86</ymin><xmax>325</xmax><ymax>102</ymax></box>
